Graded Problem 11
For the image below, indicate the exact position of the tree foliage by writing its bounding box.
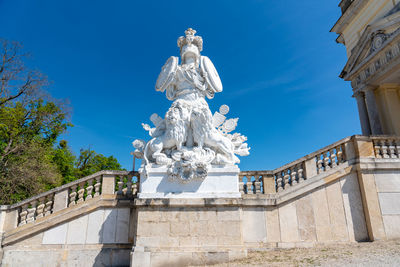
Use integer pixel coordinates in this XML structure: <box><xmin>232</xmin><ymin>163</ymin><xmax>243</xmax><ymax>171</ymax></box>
<box><xmin>0</xmin><ymin>39</ymin><xmax>124</xmax><ymax>205</ymax></box>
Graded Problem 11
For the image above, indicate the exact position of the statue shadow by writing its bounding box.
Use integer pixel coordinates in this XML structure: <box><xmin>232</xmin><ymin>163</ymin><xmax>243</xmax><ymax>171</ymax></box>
<box><xmin>92</xmin><ymin>207</ymin><xmax>132</xmax><ymax>267</ymax></box>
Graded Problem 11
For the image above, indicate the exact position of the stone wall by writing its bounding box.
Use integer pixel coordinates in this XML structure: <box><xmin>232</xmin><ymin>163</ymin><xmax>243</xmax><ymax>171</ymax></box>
<box><xmin>1</xmin><ymin>208</ymin><xmax>133</xmax><ymax>267</ymax></box>
<box><xmin>374</xmin><ymin>170</ymin><xmax>400</xmax><ymax>238</ymax></box>
<box><xmin>242</xmin><ymin>173</ymin><xmax>368</xmax><ymax>248</ymax></box>
<box><xmin>132</xmin><ymin>204</ymin><xmax>246</xmax><ymax>266</ymax></box>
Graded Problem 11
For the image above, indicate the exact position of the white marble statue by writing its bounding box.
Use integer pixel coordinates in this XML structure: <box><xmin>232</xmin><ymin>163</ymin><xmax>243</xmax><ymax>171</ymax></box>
<box><xmin>133</xmin><ymin>28</ymin><xmax>249</xmax><ymax>182</ymax></box>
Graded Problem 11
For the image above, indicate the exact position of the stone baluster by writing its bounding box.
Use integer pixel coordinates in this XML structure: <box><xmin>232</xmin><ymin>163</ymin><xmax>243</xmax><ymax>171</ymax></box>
<box><xmin>254</xmin><ymin>176</ymin><xmax>262</xmax><ymax>193</ymax></box>
<box><xmin>238</xmin><ymin>175</ymin><xmax>245</xmax><ymax>194</ymax></box>
<box><xmin>86</xmin><ymin>179</ymin><xmax>94</xmax><ymax>200</ymax></box>
<box><xmin>290</xmin><ymin>166</ymin><xmax>297</xmax><ymax>184</ymax></box>
<box><xmin>380</xmin><ymin>140</ymin><xmax>389</xmax><ymax>158</ymax></box>
<box><xmin>126</xmin><ymin>176</ymin><xmax>133</xmax><ymax>196</ymax></box>
<box><xmin>374</xmin><ymin>141</ymin><xmax>382</xmax><ymax>158</ymax></box>
<box><xmin>337</xmin><ymin>145</ymin><xmax>344</xmax><ymax>163</ymax></box>
<box><xmin>330</xmin><ymin>148</ymin><xmax>337</xmax><ymax>168</ymax></box>
<box><xmin>246</xmin><ymin>177</ymin><xmax>253</xmax><ymax>194</ymax></box>
<box><xmin>35</xmin><ymin>197</ymin><xmax>46</xmax><ymax>219</ymax></box>
<box><xmin>396</xmin><ymin>140</ymin><xmax>400</xmax><ymax>158</ymax></box>
<box><xmin>323</xmin><ymin>152</ymin><xmax>330</xmax><ymax>171</ymax></box>
<box><xmin>388</xmin><ymin>140</ymin><xmax>396</xmax><ymax>158</ymax></box>
<box><xmin>26</xmin><ymin>200</ymin><xmax>38</xmax><ymax>224</ymax></box>
<box><xmin>18</xmin><ymin>204</ymin><xmax>29</xmax><ymax>226</ymax></box>
<box><xmin>117</xmin><ymin>177</ymin><xmax>124</xmax><ymax>195</ymax></box>
<box><xmin>44</xmin><ymin>195</ymin><xmax>53</xmax><ymax>216</ymax></box>
<box><xmin>297</xmin><ymin>163</ymin><xmax>304</xmax><ymax>183</ymax></box>
<box><xmin>132</xmin><ymin>183</ymin><xmax>138</xmax><ymax>195</ymax></box>
<box><xmin>94</xmin><ymin>176</ymin><xmax>101</xmax><ymax>197</ymax></box>
<box><xmin>316</xmin><ymin>155</ymin><xmax>323</xmax><ymax>174</ymax></box>
<box><xmin>283</xmin><ymin>170</ymin><xmax>290</xmax><ymax>189</ymax></box>
<box><xmin>69</xmin><ymin>185</ymin><xmax>77</xmax><ymax>207</ymax></box>
<box><xmin>77</xmin><ymin>182</ymin><xmax>85</xmax><ymax>204</ymax></box>
<box><xmin>276</xmin><ymin>172</ymin><xmax>283</xmax><ymax>192</ymax></box>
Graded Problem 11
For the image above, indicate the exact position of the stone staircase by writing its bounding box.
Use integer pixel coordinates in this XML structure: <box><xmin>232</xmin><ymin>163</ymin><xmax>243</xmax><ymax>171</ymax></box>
<box><xmin>0</xmin><ymin>135</ymin><xmax>399</xmax><ymax>266</ymax></box>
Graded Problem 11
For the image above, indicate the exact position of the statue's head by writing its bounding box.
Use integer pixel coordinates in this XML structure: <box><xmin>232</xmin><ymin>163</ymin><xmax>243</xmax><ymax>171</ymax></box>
<box><xmin>177</xmin><ymin>28</ymin><xmax>203</xmax><ymax>66</ymax></box>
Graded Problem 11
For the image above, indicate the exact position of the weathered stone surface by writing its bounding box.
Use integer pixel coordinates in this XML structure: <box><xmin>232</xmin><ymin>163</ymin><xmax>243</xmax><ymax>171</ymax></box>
<box><xmin>374</xmin><ymin>171</ymin><xmax>400</xmax><ymax>192</ymax></box>
<box><xmin>311</xmin><ymin>187</ymin><xmax>333</xmax><ymax>242</ymax></box>
<box><xmin>242</xmin><ymin>207</ymin><xmax>267</xmax><ymax>243</ymax></box>
<box><xmin>296</xmin><ymin>194</ymin><xmax>317</xmax><ymax>242</ymax></box>
<box><xmin>278</xmin><ymin>201</ymin><xmax>299</xmax><ymax>242</ymax></box>
<box><xmin>101</xmin><ymin>175</ymin><xmax>116</xmax><ymax>195</ymax></box>
<box><xmin>67</xmin><ymin>214</ymin><xmax>88</xmax><ymax>244</ymax></box>
<box><xmin>102</xmin><ymin>209</ymin><xmax>118</xmax><ymax>243</ymax></box>
<box><xmin>217</xmin><ymin>207</ymin><xmax>239</xmax><ymax>221</ymax></box>
<box><xmin>86</xmin><ymin>209</ymin><xmax>104</xmax><ymax>244</ymax></box>
<box><xmin>266</xmin><ymin>207</ymin><xmax>281</xmax><ymax>242</ymax></box>
<box><xmin>131</xmin><ymin>248</ymin><xmax>151</xmax><ymax>267</ymax></box>
<box><xmin>340</xmin><ymin>174</ymin><xmax>368</xmax><ymax>241</ymax></box>
<box><xmin>15</xmin><ymin>232</ymin><xmax>43</xmax><ymax>246</ymax></box>
<box><xmin>42</xmin><ymin>222</ymin><xmax>67</xmax><ymax>244</ymax></box>
<box><xmin>382</xmin><ymin>215</ymin><xmax>400</xmax><ymax>239</ymax></box>
<box><xmin>116</xmin><ymin>208</ymin><xmax>130</xmax><ymax>243</ymax></box>
<box><xmin>358</xmin><ymin>172</ymin><xmax>387</xmax><ymax>240</ymax></box>
<box><xmin>326</xmin><ymin>180</ymin><xmax>349</xmax><ymax>241</ymax></box>
<box><xmin>378</xmin><ymin>192</ymin><xmax>400</xmax><ymax>215</ymax></box>
<box><xmin>1</xmin><ymin>250</ymin><xmax>60</xmax><ymax>267</ymax></box>
<box><xmin>53</xmin><ymin>189</ymin><xmax>69</xmax><ymax>212</ymax></box>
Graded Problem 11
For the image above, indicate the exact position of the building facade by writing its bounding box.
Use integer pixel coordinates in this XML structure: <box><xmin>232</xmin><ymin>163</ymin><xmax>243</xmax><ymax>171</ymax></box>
<box><xmin>331</xmin><ymin>0</ymin><xmax>400</xmax><ymax>136</ymax></box>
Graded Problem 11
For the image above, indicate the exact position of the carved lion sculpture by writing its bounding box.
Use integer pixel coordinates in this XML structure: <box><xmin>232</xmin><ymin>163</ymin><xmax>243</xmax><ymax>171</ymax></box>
<box><xmin>144</xmin><ymin>104</ymin><xmax>188</xmax><ymax>165</ymax></box>
<box><xmin>191</xmin><ymin>108</ymin><xmax>238</xmax><ymax>164</ymax></box>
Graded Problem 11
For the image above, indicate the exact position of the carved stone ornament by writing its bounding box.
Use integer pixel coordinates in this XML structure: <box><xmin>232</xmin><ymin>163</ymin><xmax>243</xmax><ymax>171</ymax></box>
<box><xmin>155</xmin><ymin>56</ymin><xmax>178</xmax><ymax>92</ymax></box>
<box><xmin>371</xmin><ymin>33</ymin><xmax>387</xmax><ymax>52</ymax></box>
<box><xmin>133</xmin><ymin>28</ymin><xmax>250</xmax><ymax>182</ymax></box>
<box><xmin>201</xmin><ymin>56</ymin><xmax>223</xmax><ymax>95</ymax></box>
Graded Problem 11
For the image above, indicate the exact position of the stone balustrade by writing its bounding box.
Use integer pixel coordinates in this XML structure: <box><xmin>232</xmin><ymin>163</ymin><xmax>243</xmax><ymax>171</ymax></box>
<box><xmin>0</xmin><ymin>170</ymin><xmax>135</xmax><ymax>232</ymax></box>
<box><xmin>116</xmin><ymin>171</ymin><xmax>140</xmax><ymax>196</ymax></box>
<box><xmin>242</xmin><ymin>137</ymin><xmax>351</xmax><ymax>194</ymax></box>
<box><xmin>2</xmin><ymin>135</ymin><xmax>400</xmax><ymax>232</ymax></box>
<box><xmin>372</xmin><ymin>136</ymin><xmax>400</xmax><ymax>158</ymax></box>
<box><xmin>238</xmin><ymin>171</ymin><xmax>273</xmax><ymax>194</ymax></box>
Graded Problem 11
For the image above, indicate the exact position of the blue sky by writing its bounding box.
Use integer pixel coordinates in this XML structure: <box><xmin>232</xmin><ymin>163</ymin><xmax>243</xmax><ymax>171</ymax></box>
<box><xmin>0</xmin><ymin>0</ymin><xmax>358</xmax><ymax>171</ymax></box>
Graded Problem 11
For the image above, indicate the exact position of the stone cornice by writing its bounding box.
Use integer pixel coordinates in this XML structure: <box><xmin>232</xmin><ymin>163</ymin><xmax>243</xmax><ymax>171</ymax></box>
<box><xmin>331</xmin><ymin>0</ymin><xmax>370</xmax><ymax>36</ymax></box>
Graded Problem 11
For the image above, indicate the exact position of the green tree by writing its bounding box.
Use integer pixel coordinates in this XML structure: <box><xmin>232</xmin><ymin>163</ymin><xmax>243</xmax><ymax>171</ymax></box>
<box><xmin>75</xmin><ymin>147</ymin><xmax>124</xmax><ymax>178</ymax></box>
<box><xmin>0</xmin><ymin>39</ymin><xmax>70</xmax><ymax>204</ymax></box>
<box><xmin>0</xmin><ymin>39</ymin><xmax>124</xmax><ymax>205</ymax></box>
<box><xmin>52</xmin><ymin>140</ymin><xmax>76</xmax><ymax>184</ymax></box>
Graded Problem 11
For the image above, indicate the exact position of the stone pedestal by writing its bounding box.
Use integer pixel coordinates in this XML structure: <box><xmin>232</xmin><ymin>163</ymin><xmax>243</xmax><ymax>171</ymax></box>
<box><xmin>130</xmin><ymin>198</ymin><xmax>246</xmax><ymax>267</ymax></box>
<box><xmin>138</xmin><ymin>165</ymin><xmax>241</xmax><ymax>198</ymax></box>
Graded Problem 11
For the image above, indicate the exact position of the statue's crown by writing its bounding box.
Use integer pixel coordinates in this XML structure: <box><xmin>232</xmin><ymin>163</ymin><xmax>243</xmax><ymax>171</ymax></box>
<box><xmin>177</xmin><ymin>28</ymin><xmax>203</xmax><ymax>52</ymax></box>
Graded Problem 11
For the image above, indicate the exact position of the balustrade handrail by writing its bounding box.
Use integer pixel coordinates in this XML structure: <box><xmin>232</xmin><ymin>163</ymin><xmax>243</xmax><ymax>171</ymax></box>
<box><xmin>6</xmin><ymin>170</ymin><xmax>136</xmax><ymax>210</ymax></box>
<box><xmin>272</xmin><ymin>136</ymin><xmax>352</xmax><ymax>174</ymax></box>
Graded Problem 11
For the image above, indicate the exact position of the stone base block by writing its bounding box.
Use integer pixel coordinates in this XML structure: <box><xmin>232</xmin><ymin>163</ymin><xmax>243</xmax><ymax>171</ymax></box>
<box><xmin>131</xmin><ymin>246</ymin><xmax>247</xmax><ymax>267</ymax></box>
<box><xmin>138</xmin><ymin>165</ymin><xmax>241</xmax><ymax>198</ymax></box>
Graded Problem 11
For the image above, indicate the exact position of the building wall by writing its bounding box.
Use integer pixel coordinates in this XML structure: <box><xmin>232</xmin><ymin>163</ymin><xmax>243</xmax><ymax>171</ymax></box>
<box><xmin>374</xmin><ymin>170</ymin><xmax>400</xmax><ymax>238</ymax></box>
<box><xmin>341</xmin><ymin>0</ymin><xmax>399</xmax><ymax>57</ymax></box>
